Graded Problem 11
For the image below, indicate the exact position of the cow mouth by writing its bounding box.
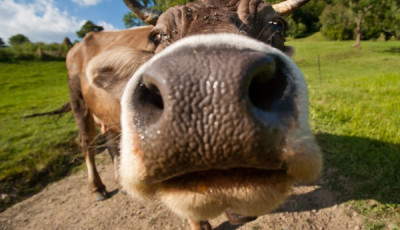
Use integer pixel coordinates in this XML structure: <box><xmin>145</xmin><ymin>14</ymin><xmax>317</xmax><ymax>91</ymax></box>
<box><xmin>159</xmin><ymin>167</ymin><xmax>290</xmax><ymax>193</ymax></box>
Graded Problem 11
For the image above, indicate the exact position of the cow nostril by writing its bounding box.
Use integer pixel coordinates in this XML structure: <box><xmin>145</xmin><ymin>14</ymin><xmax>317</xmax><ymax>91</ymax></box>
<box><xmin>248</xmin><ymin>61</ymin><xmax>287</xmax><ymax>111</ymax></box>
<box><xmin>143</xmin><ymin>83</ymin><xmax>164</xmax><ymax>110</ymax></box>
<box><xmin>133</xmin><ymin>76</ymin><xmax>164</xmax><ymax>125</ymax></box>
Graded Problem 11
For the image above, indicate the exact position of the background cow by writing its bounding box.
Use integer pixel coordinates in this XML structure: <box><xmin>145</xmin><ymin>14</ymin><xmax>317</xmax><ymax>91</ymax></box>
<box><xmin>67</xmin><ymin>26</ymin><xmax>154</xmax><ymax>200</ymax></box>
<box><xmin>67</xmin><ymin>0</ymin><xmax>322</xmax><ymax>229</ymax></box>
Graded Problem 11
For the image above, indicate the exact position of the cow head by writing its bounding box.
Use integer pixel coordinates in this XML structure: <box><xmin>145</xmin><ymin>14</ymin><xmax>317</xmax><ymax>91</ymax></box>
<box><xmin>120</xmin><ymin>0</ymin><xmax>321</xmax><ymax>223</ymax></box>
<box><xmin>149</xmin><ymin>0</ymin><xmax>289</xmax><ymax>54</ymax></box>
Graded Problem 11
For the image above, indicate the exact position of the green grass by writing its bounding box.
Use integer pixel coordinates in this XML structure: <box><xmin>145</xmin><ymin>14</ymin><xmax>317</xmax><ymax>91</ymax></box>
<box><xmin>287</xmin><ymin>39</ymin><xmax>400</xmax><ymax>228</ymax></box>
<box><xmin>0</xmin><ymin>61</ymin><xmax>81</xmax><ymax>211</ymax></box>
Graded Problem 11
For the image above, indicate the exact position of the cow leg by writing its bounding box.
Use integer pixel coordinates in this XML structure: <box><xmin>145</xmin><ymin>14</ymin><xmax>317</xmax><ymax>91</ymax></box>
<box><xmin>78</xmin><ymin>113</ymin><xmax>107</xmax><ymax>201</ymax></box>
<box><xmin>83</xmin><ymin>115</ymin><xmax>108</xmax><ymax>201</ymax></box>
<box><xmin>189</xmin><ymin>220</ymin><xmax>212</xmax><ymax>230</ymax></box>
<box><xmin>105</xmin><ymin>130</ymin><xmax>121</xmax><ymax>183</ymax></box>
<box><xmin>69</xmin><ymin>76</ymin><xmax>107</xmax><ymax>201</ymax></box>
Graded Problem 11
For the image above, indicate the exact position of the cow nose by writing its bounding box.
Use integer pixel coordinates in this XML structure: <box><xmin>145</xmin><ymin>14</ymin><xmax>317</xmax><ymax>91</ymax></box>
<box><xmin>132</xmin><ymin>51</ymin><xmax>290</xmax><ymax>129</ymax></box>
<box><xmin>128</xmin><ymin>46</ymin><xmax>296</xmax><ymax>182</ymax></box>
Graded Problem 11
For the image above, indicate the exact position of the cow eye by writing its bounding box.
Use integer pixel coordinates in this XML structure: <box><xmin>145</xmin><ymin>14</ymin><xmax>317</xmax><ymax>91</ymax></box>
<box><xmin>268</xmin><ymin>19</ymin><xmax>285</xmax><ymax>31</ymax></box>
<box><xmin>152</xmin><ymin>33</ymin><xmax>162</xmax><ymax>46</ymax></box>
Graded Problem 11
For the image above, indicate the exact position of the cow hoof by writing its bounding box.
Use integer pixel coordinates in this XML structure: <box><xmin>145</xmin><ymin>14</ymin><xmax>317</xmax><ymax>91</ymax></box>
<box><xmin>189</xmin><ymin>220</ymin><xmax>212</xmax><ymax>230</ymax></box>
<box><xmin>93</xmin><ymin>189</ymin><xmax>108</xmax><ymax>201</ymax></box>
<box><xmin>225</xmin><ymin>208</ymin><xmax>258</xmax><ymax>225</ymax></box>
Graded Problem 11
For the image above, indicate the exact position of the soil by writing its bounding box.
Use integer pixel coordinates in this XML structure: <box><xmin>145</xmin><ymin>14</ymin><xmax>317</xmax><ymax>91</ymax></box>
<box><xmin>0</xmin><ymin>153</ymin><xmax>366</xmax><ymax>230</ymax></box>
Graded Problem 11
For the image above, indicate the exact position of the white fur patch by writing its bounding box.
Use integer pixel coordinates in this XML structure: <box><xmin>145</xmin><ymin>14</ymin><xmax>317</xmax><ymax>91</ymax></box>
<box><xmin>86</xmin><ymin>47</ymin><xmax>149</xmax><ymax>100</ymax></box>
<box><xmin>159</xmin><ymin>176</ymin><xmax>295</xmax><ymax>220</ymax></box>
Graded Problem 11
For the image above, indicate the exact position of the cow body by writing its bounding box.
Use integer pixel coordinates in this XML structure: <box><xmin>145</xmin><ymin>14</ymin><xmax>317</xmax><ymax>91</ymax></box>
<box><xmin>67</xmin><ymin>0</ymin><xmax>322</xmax><ymax>229</ymax></box>
<box><xmin>67</xmin><ymin>26</ymin><xmax>153</xmax><ymax>200</ymax></box>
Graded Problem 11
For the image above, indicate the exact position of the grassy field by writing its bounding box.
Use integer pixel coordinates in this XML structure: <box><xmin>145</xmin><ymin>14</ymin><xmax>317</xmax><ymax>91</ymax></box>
<box><xmin>287</xmin><ymin>38</ymin><xmax>400</xmax><ymax>229</ymax></box>
<box><xmin>0</xmin><ymin>61</ymin><xmax>81</xmax><ymax>211</ymax></box>
<box><xmin>0</xmin><ymin>39</ymin><xmax>399</xmax><ymax>228</ymax></box>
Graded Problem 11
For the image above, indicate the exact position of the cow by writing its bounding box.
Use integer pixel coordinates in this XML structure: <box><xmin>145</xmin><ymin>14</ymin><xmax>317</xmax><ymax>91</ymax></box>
<box><xmin>67</xmin><ymin>0</ymin><xmax>322</xmax><ymax>229</ymax></box>
<box><xmin>66</xmin><ymin>26</ymin><xmax>155</xmax><ymax>200</ymax></box>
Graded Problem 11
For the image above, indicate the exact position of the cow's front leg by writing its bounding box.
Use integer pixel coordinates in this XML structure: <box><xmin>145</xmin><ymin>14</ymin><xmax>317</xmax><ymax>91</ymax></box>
<box><xmin>69</xmin><ymin>75</ymin><xmax>107</xmax><ymax>201</ymax></box>
<box><xmin>81</xmin><ymin>114</ymin><xmax>108</xmax><ymax>201</ymax></box>
<box><xmin>189</xmin><ymin>220</ymin><xmax>212</xmax><ymax>230</ymax></box>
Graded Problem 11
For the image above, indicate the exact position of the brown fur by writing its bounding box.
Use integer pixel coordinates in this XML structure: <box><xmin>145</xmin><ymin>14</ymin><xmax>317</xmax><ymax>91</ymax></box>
<box><xmin>66</xmin><ymin>26</ymin><xmax>153</xmax><ymax>200</ymax></box>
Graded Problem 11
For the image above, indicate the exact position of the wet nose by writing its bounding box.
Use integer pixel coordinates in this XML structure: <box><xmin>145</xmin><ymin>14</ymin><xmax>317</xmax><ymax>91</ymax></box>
<box><xmin>128</xmin><ymin>45</ymin><xmax>296</xmax><ymax>183</ymax></box>
<box><xmin>132</xmin><ymin>49</ymin><xmax>291</xmax><ymax>128</ymax></box>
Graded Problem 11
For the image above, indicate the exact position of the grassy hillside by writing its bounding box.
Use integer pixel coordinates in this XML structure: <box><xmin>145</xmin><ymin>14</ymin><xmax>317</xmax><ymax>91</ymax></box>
<box><xmin>287</xmin><ymin>39</ymin><xmax>400</xmax><ymax>229</ymax></box>
<box><xmin>0</xmin><ymin>61</ymin><xmax>81</xmax><ymax>211</ymax></box>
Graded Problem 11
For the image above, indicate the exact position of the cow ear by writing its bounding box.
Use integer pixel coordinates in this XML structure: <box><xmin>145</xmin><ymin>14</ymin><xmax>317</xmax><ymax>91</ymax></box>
<box><xmin>284</xmin><ymin>46</ymin><xmax>295</xmax><ymax>57</ymax></box>
<box><xmin>86</xmin><ymin>47</ymin><xmax>152</xmax><ymax>100</ymax></box>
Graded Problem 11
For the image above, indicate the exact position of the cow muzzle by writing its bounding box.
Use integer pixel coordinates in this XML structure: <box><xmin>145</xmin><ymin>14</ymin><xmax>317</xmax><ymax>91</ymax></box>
<box><xmin>120</xmin><ymin>34</ymin><xmax>322</xmax><ymax>219</ymax></box>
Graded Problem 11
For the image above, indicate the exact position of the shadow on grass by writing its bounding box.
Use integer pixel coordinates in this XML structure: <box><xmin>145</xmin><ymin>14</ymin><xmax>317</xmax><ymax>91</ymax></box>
<box><xmin>316</xmin><ymin>133</ymin><xmax>399</xmax><ymax>203</ymax></box>
<box><xmin>382</xmin><ymin>47</ymin><xmax>400</xmax><ymax>55</ymax></box>
<box><xmin>0</xmin><ymin>141</ymin><xmax>82</xmax><ymax>213</ymax></box>
<box><xmin>0</xmin><ymin>132</ymin><xmax>118</xmax><ymax>213</ymax></box>
<box><xmin>273</xmin><ymin>133</ymin><xmax>399</xmax><ymax>214</ymax></box>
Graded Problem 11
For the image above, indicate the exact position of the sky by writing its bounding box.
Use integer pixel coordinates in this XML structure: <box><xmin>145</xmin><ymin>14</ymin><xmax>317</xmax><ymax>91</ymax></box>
<box><xmin>0</xmin><ymin>0</ymin><xmax>133</xmax><ymax>44</ymax></box>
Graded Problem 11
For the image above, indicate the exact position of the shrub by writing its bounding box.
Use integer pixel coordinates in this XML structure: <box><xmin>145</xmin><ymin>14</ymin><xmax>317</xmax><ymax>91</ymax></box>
<box><xmin>319</xmin><ymin>3</ymin><xmax>355</xmax><ymax>40</ymax></box>
<box><xmin>286</xmin><ymin>18</ymin><xmax>307</xmax><ymax>38</ymax></box>
<box><xmin>0</xmin><ymin>42</ymin><xmax>70</xmax><ymax>62</ymax></box>
<box><xmin>8</xmin><ymin>34</ymin><xmax>30</xmax><ymax>47</ymax></box>
<box><xmin>0</xmin><ymin>48</ymin><xmax>13</xmax><ymax>62</ymax></box>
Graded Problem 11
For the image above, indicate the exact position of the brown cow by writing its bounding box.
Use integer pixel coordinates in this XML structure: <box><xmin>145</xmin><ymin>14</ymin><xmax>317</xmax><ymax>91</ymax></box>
<box><xmin>66</xmin><ymin>26</ymin><xmax>154</xmax><ymax>200</ymax></box>
<box><xmin>68</xmin><ymin>0</ymin><xmax>322</xmax><ymax>229</ymax></box>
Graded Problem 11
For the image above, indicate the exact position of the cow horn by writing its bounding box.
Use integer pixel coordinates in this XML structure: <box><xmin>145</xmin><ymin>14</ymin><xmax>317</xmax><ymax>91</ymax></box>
<box><xmin>272</xmin><ymin>0</ymin><xmax>311</xmax><ymax>15</ymax></box>
<box><xmin>123</xmin><ymin>0</ymin><xmax>162</xmax><ymax>25</ymax></box>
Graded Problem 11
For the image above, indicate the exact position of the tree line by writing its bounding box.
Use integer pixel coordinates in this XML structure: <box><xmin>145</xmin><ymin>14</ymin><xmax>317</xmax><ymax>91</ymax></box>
<box><xmin>0</xmin><ymin>34</ymin><xmax>73</xmax><ymax>62</ymax></box>
<box><xmin>1</xmin><ymin>0</ymin><xmax>399</xmax><ymax>61</ymax></box>
<box><xmin>0</xmin><ymin>21</ymin><xmax>102</xmax><ymax>62</ymax></box>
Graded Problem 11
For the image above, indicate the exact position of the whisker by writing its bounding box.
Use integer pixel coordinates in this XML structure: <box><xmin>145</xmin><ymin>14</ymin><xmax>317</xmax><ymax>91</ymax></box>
<box><xmin>88</xmin><ymin>132</ymin><xmax>104</xmax><ymax>149</ymax></box>
<box><xmin>97</xmin><ymin>133</ymin><xmax>122</xmax><ymax>148</ymax></box>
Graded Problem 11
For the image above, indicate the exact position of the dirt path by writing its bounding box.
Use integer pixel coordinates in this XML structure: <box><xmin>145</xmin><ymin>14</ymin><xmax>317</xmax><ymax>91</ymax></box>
<box><xmin>0</xmin><ymin>153</ymin><xmax>365</xmax><ymax>230</ymax></box>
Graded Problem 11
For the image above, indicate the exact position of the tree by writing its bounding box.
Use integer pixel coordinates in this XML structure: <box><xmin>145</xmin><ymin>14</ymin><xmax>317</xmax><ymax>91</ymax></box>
<box><xmin>319</xmin><ymin>3</ymin><xmax>355</xmax><ymax>40</ymax></box>
<box><xmin>153</xmin><ymin>0</ymin><xmax>193</xmax><ymax>11</ymax></box>
<box><xmin>0</xmin><ymin>38</ymin><xmax>5</xmax><ymax>47</ymax></box>
<box><xmin>331</xmin><ymin>0</ymin><xmax>378</xmax><ymax>48</ymax></box>
<box><xmin>8</xmin><ymin>34</ymin><xmax>30</xmax><ymax>46</ymax></box>
<box><xmin>122</xmin><ymin>0</ymin><xmax>194</xmax><ymax>28</ymax></box>
<box><xmin>371</xmin><ymin>0</ymin><xmax>400</xmax><ymax>40</ymax></box>
<box><xmin>123</xmin><ymin>0</ymin><xmax>152</xmax><ymax>28</ymax></box>
<box><xmin>349</xmin><ymin>0</ymin><xmax>374</xmax><ymax>48</ymax></box>
<box><xmin>76</xmin><ymin>20</ymin><xmax>104</xmax><ymax>39</ymax></box>
<box><xmin>336</xmin><ymin>0</ymin><xmax>400</xmax><ymax>46</ymax></box>
<box><xmin>287</xmin><ymin>0</ymin><xmax>326</xmax><ymax>37</ymax></box>
<box><xmin>319</xmin><ymin>0</ymin><xmax>399</xmax><ymax>45</ymax></box>
<box><xmin>123</xmin><ymin>12</ymin><xmax>146</xmax><ymax>28</ymax></box>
